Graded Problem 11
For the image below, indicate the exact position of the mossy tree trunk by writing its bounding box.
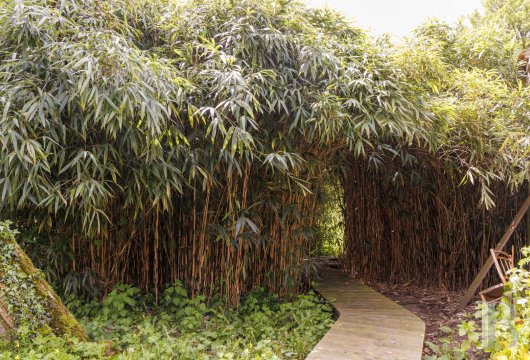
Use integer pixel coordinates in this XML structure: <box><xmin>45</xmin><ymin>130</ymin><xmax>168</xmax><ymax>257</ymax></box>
<box><xmin>0</xmin><ymin>223</ymin><xmax>88</xmax><ymax>341</ymax></box>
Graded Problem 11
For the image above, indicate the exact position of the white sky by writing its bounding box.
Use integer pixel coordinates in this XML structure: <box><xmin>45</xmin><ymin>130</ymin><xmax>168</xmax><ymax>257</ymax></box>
<box><xmin>306</xmin><ymin>0</ymin><xmax>484</xmax><ymax>37</ymax></box>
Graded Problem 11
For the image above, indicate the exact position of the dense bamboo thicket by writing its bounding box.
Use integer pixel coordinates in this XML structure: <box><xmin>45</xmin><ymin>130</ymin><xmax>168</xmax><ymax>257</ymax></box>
<box><xmin>343</xmin><ymin>154</ymin><xmax>528</xmax><ymax>290</ymax></box>
<box><xmin>338</xmin><ymin>2</ymin><xmax>530</xmax><ymax>291</ymax></box>
<box><xmin>1</xmin><ymin>0</ymin><xmax>432</xmax><ymax>304</ymax></box>
<box><xmin>62</xmin><ymin>170</ymin><xmax>320</xmax><ymax>304</ymax></box>
<box><xmin>2</xmin><ymin>0</ymin><xmax>530</xmax><ymax>305</ymax></box>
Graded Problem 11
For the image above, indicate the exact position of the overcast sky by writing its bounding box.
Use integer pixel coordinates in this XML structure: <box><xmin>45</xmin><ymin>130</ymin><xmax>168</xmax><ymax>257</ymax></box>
<box><xmin>306</xmin><ymin>0</ymin><xmax>484</xmax><ymax>37</ymax></box>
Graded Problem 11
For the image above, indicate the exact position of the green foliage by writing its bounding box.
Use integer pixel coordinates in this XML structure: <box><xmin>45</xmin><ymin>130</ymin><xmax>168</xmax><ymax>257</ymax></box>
<box><xmin>424</xmin><ymin>321</ymin><xmax>482</xmax><ymax>360</ymax></box>
<box><xmin>0</xmin><ymin>0</ymin><xmax>443</xmax><ymax>302</ymax></box>
<box><xmin>0</xmin><ymin>0</ymin><xmax>11</xmax><ymax>10</ymax></box>
<box><xmin>2</xmin><ymin>0</ymin><xmax>530</xmax><ymax>317</ymax></box>
<box><xmin>0</xmin><ymin>221</ymin><xmax>51</xmax><ymax>339</ymax></box>
<box><xmin>314</xmin><ymin>180</ymin><xmax>344</xmax><ymax>256</ymax></box>
<box><xmin>483</xmin><ymin>0</ymin><xmax>530</xmax><ymax>48</ymax></box>
<box><xmin>0</xmin><ymin>283</ymin><xmax>335</xmax><ymax>360</ymax></box>
<box><xmin>395</xmin><ymin>6</ymin><xmax>530</xmax><ymax>208</ymax></box>
<box><xmin>0</xmin><ymin>0</ymin><xmax>188</xmax><ymax>232</ymax></box>
<box><xmin>162</xmin><ymin>281</ymin><xmax>208</xmax><ymax>331</ymax></box>
<box><xmin>101</xmin><ymin>285</ymin><xmax>140</xmax><ymax>320</ymax></box>
<box><xmin>0</xmin><ymin>0</ymin><xmax>435</xmax><ymax>233</ymax></box>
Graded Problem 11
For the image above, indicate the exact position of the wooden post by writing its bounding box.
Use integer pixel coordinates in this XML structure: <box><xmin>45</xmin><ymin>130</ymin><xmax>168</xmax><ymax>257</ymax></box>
<box><xmin>457</xmin><ymin>194</ymin><xmax>530</xmax><ymax>310</ymax></box>
<box><xmin>527</xmin><ymin>183</ymin><xmax>530</xmax><ymax>247</ymax></box>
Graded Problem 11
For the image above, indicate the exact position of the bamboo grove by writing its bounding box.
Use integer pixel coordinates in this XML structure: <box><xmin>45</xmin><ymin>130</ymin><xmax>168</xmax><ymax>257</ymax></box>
<box><xmin>342</xmin><ymin>3</ymin><xmax>530</xmax><ymax>290</ymax></box>
<box><xmin>1</xmin><ymin>0</ymin><xmax>530</xmax><ymax>304</ymax></box>
<box><xmin>343</xmin><ymin>154</ymin><xmax>529</xmax><ymax>290</ymax></box>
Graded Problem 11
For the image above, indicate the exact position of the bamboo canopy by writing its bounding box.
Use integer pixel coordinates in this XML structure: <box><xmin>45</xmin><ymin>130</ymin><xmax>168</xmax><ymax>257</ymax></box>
<box><xmin>0</xmin><ymin>0</ymin><xmax>529</xmax><ymax>304</ymax></box>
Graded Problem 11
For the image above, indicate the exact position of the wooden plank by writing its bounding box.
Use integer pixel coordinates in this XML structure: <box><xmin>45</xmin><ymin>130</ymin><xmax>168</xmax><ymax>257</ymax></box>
<box><xmin>458</xmin><ymin>194</ymin><xmax>530</xmax><ymax>309</ymax></box>
<box><xmin>307</xmin><ymin>265</ymin><xmax>425</xmax><ymax>360</ymax></box>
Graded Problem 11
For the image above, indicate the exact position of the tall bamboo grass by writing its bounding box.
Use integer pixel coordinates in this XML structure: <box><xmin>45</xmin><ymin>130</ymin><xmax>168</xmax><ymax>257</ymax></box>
<box><xmin>342</xmin><ymin>153</ymin><xmax>528</xmax><ymax>290</ymax></box>
<box><xmin>2</xmin><ymin>0</ymin><xmax>530</xmax><ymax>305</ymax></box>
<box><xmin>17</xmin><ymin>165</ymin><xmax>320</xmax><ymax>305</ymax></box>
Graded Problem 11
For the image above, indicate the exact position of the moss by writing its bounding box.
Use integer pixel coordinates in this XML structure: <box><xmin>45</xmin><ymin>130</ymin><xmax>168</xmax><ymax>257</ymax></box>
<box><xmin>0</xmin><ymin>221</ymin><xmax>88</xmax><ymax>341</ymax></box>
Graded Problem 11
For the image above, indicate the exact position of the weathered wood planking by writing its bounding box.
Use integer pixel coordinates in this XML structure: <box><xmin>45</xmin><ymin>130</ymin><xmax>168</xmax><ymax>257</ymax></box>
<box><xmin>306</xmin><ymin>265</ymin><xmax>425</xmax><ymax>360</ymax></box>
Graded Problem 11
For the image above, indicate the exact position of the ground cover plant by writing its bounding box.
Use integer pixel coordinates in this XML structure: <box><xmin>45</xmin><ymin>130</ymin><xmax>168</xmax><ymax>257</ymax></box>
<box><xmin>0</xmin><ymin>222</ymin><xmax>334</xmax><ymax>359</ymax></box>
<box><xmin>1</xmin><ymin>279</ymin><xmax>333</xmax><ymax>359</ymax></box>
<box><xmin>0</xmin><ymin>283</ymin><xmax>333</xmax><ymax>360</ymax></box>
<box><xmin>1</xmin><ymin>284</ymin><xmax>334</xmax><ymax>359</ymax></box>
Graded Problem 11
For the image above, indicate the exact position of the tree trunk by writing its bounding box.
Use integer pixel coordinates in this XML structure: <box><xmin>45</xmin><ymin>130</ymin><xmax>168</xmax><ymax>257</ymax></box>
<box><xmin>0</xmin><ymin>223</ymin><xmax>88</xmax><ymax>341</ymax></box>
<box><xmin>0</xmin><ymin>299</ymin><xmax>14</xmax><ymax>339</ymax></box>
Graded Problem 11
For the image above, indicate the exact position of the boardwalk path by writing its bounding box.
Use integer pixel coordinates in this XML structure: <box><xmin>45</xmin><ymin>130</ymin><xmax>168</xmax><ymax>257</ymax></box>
<box><xmin>306</xmin><ymin>265</ymin><xmax>425</xmax><ymax>360</ymax></box>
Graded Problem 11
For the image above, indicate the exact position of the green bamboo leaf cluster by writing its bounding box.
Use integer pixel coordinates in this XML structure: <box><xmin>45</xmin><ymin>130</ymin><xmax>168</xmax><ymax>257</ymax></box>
<box><xmin>1</xmin><ymin>0</ymin><xmax>529</xmax><ymax>301</ymax></box>
<box><xmin>0</xmin><ymin>0</ymin><xmax>436</xmax><ymax>230</ymax></box>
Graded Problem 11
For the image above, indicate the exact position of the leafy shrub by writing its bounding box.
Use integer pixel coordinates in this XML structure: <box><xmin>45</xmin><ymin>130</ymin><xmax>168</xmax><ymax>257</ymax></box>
<box><xmin>101</xmin><ymin>285</ymin><xmax>140</xmax><ymax>320</ymax></box>
<box><xmin>0</xmin><ymin>283</ymin><xmax>334</xmax><ymax>359</ymax></box>
<box><xmin>162</xmin><ymin>282</ymin><xmax>208</xmax><ymax>331</ymax></box>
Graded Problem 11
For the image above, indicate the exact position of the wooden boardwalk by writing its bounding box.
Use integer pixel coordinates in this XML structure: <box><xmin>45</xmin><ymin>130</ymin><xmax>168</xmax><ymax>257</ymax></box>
<box><xmin>306</xmin><ymin>264</ymin><xmax>425</xmax><ymax>360</ymax></box>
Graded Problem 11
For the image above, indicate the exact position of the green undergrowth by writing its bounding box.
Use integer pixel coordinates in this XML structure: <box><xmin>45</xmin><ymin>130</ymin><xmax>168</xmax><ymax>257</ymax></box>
<box><xmin>0</xmin><ymin>283</ymin><xmax>334</xmax><ymax>359</ymax></box>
